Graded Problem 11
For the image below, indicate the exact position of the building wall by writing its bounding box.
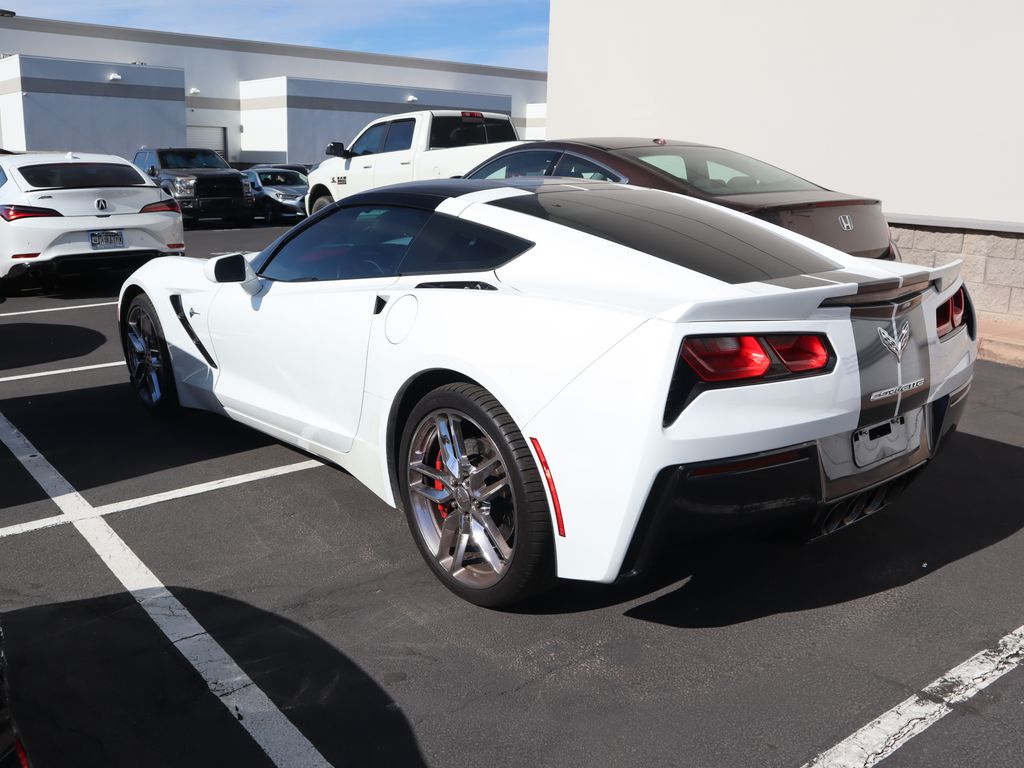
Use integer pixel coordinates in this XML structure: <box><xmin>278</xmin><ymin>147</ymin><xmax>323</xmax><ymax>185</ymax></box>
<box><xmin>547</xmin><ymin>0</ymin><xmax>1022</xmax><ymax>233</ymax></box>
<box><xmin>0</xmin><ymin>15</ymin><xmax>546</xmax><ymax>163</ymax></box>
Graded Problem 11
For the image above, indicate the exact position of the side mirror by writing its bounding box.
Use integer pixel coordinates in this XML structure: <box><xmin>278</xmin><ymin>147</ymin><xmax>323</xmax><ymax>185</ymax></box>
<box><xmin>148</xmin><ymin>166</ymin><xmax>158</xmax><ymax>177</ymax></box>
<box><xmin>326</xmin><ymin>142</ymin><xmax>352</xmax><ymax>159</ymax></box>
<box><xmin>203</xmin><ymin>253</ymin><xmax>261</xmax><ymax>295</ymax></box>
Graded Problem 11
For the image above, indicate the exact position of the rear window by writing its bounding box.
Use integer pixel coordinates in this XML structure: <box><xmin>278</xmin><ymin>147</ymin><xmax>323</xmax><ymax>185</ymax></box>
<box><xmin>429</xmin><ymin>116</ymin><xmax>517</xmax><ymax>149</ymax></box>
<box><xmin>615</xmin><ymin>145</ymin><xmax>820</xmax><ymax>196</ymax></box>
<box><xmin>489</xmin><ymin>186</ymin><xmax>841</xmax><ymax>284</ymax></box>
<box><xmin>17</xmin><ymin>162</ymin><xmax>146</xmax><ymax>189</ymax></box>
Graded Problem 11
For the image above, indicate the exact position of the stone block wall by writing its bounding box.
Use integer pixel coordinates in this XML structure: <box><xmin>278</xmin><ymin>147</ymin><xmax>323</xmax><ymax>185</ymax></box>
<box><xmin>891</xmin><ymin>226</ymin><xmax>1024</xmax><ymax>317</ymax></box>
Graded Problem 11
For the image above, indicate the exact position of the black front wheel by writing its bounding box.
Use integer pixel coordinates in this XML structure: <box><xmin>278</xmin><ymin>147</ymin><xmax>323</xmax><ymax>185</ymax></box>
<box><xmin>399</xmin><ymin>383</ymin><xmax>555</xmax><ymax>608</ymax></box>
<box><xmin>122</xmin><ymin>294</ymin><xmax>178</xmax><ymax>414</ymax></box>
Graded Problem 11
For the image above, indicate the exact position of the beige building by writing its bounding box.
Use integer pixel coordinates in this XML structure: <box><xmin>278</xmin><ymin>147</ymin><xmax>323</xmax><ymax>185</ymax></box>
<box><xmin>547</xmin><ymin>0</ymin><xmax>1023</xmax><ymax>355</ymax></box>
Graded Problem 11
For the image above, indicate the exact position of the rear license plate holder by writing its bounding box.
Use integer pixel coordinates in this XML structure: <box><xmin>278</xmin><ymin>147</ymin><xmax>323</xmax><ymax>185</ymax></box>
<box><xmin>851</xmin><ymin>408</ymin><xmax>922</xmax><ymax>468</ymax></box>
<box><xmin>90</xmin><ymin>229</ymin><xmax>125</xmax><ymax>250</ymax></box>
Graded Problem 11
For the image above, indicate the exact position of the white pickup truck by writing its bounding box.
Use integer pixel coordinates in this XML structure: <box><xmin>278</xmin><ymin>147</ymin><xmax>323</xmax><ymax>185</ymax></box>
<box><xmin>305</xmin><ymin>110</ymin><xmax>524</xmax><ymax>213</ymax></box>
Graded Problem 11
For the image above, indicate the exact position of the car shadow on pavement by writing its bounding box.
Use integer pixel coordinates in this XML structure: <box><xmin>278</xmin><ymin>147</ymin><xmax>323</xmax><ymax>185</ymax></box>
<box><xmin>0</xmin><ymin>271</ymin><xmax>129</xmax><ymax>302</ymax></box>
<box><xmin>621</xmin><ymin>431</ymin><xmax>1024</xmax><ymax>628</ymax></box>
<box><xmin>523</xmin><ymin>432</ymin><xmax>1024</xmax><ymax>624</ymax></box>
<box><xmin>0</xmin><ymin>382</ymin><xmax>284</xmax><ymax>499</ymax></box>
<box><xmin>0</xmin><ymin>322</ymin><xmax>108</xmax><ymax>371</ymax></box>
<box><xmin>3</xmin><ymin>589</ymin><xmax>426</xmax><ymax>767</ymax></box>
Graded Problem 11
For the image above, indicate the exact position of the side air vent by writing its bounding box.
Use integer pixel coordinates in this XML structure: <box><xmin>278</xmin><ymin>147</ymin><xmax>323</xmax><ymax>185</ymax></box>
<box><xmin>415</xmin><ymin>281</ymin><xmax>497</xmax><ymax>291</ymax></box>
<box><xmin>169</xmin><ymin>294</ymin><xmax>217</xmax><ymax>369</ymax></box>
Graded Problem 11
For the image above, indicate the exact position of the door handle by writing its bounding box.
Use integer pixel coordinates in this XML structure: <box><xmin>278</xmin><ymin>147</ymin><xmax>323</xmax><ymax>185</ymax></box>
<box><xmin>362</xmin><ymin>164</ymin><xmax>372</xmax><ymax>169</ymax></box>
<box><xmin>400</xmin><ymin>161</ymin><xmax>411</xmax><ymax>166</ymax></box>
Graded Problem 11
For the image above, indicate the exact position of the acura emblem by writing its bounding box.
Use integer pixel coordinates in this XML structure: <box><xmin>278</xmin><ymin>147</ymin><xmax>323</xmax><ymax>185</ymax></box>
<box><xmin>838</xmin><ymin>214</ymin><xmax>854</xmax><ymax>231</ymax></box>
<box><xmin>877</xmin><ymin>322</ymin><xmax>910</xmax><ymax>362</ymax></box>
<box><xmin>95</xmin><ymin>198</ymin><xmax>108</xmax><ymax>211</ymax></box>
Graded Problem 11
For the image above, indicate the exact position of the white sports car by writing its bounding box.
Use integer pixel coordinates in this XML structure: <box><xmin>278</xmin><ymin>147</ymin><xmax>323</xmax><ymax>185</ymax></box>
<box><xmin>1</xmin><ymin>152</ymin><xmax>183</xmax><ymax>282</ymax></box>
<box><xmin>118</xmin><ymin>179</ymin><xmax>976</xmax><ymax>606</ymax></box>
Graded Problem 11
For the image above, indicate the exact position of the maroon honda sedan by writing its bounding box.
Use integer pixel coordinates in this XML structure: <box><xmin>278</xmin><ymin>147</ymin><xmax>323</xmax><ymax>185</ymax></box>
<box><xmin>464</xmin><ymin>139</ymin><xmax>899</xmax><ymax>260</ymax></box>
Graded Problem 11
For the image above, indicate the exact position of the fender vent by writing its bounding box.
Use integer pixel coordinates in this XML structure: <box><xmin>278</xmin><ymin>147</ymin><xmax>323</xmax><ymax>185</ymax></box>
<box><xmin>415</xmin><ymin>281</ymin><xmax>496</xmax><ymax>291</ymax></box>
<box><xmin>169</xmin><ymin>294</ymin><xmax>217</xmax><ymax>369</ymax></box>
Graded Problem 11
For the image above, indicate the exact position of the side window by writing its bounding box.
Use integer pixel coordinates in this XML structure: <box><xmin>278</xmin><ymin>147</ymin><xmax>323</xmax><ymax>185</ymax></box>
<box><xmin>349</xmin><ymin>123</ymin><xmax>388</xmax><ymax>157</ymax></box>
<box><xmin>132</xmin><ymin>152</ymin><xmax>145</xmax><ymax>170</ymax></box>
<box><xmin>0</xmin><ymin>166</ymin><xmax>7</xmax><ymax>188</ymax></box>
<box><xmin>398</xmin><ymin>213</ymin><xmax>534</xmax><ymax>274</ymax></box>
<box><xmin>468</xmin><ymin>150</ymin><xmax>562</xmax><ymax>180</ymax></box>
<box><xmin>383</xmin><ymin>119</ymin><xmax>415</xmax><ymax>153</ymax></box>
<box><xmin>261</xmin><ymin>205</ymin><xmax>432</xmax><ymax>282</ymax></box>
<box><xmin>553</xmin><ymin>154</ymin><xmax>621</xmax><ymax>182</ymax></box>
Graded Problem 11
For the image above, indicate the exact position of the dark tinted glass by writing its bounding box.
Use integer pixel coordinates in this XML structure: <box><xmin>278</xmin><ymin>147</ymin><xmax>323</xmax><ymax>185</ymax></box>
<box><xmin>553</xmin><ymin>154</ymin><xmax>621</xmax><ymax>182</ymax></box>
<box><xmin>398</xmin><ymin>213</ymin><xmax>533</xmax><ymax>274</ymax></box>
<box><xmin>257</xmin><ymin>170</ymin><xmax>305</xmax><ymax>186</ymax></box>
<box><xmin>350</xmin><ymin>123</ymin><xmax>387</xmax><ymax>156</ymax></box>
<box><xmin>383</xmin><ymin>119</ymin><xmax>416</xmax><ymax>152</ymax></box>
<box><xmin>18</xmin><ymin>163</ymin><xmax>146</xmax><ymax>189</ymax></box>
<box><xmin>157</xmin><ymin>150</ymin><xmax>228</xmax><ymax>169</ymax></box>
<box><xmin>616</xmin><ymin>145</ymin><xmax>819</xmax><ymax>195</ymax></box>
<box><xmin>262</xmin><ymin>205</ymin><xmax>431</xmax><ymax>282</ymax></box>
<box><xmin>489</xmin><ymin>187</ymin><xmax>841</xmax><ymax>284</ymax></box>
<box><xmin>429</xmin><ymin>116</ymin><xmax>516</xmax><ymax>149</ymax></box>
<box><xmin>468</xmin><ymin>150</ymin><xmax>561</xmax><ymax>180</ymax></box>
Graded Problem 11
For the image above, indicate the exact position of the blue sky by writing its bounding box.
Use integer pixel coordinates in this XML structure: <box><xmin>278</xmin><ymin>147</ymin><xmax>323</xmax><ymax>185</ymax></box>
<box><xmin>18</xmin><ymin>1</ymin><xmax>551</xmax><ymax>70</ymax></box>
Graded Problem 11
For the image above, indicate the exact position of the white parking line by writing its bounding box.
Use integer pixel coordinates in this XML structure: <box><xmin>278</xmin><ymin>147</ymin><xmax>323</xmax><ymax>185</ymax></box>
<box><xmin>0</xmin><ymin>301</ymin><xmax>118</xmax><ymax>318</ymax></box>
<box><xmin>0</xmin><ymin>412</ymin><xmax>333</xmax><ymax>768</ymax></box>
<box><xmin>0</xmin><ymin>361</ymin><xmax>124</xmax><ymax>384</ymax></box>
<box><xmin>802</xmin><ymin>626</ymin><xmax>1024</xmax><ymax>767</ymax></box>
<box><xmin>0</xmin><ymin>460</ymin><xmax>322</xmax><ymax>540</ymax></box>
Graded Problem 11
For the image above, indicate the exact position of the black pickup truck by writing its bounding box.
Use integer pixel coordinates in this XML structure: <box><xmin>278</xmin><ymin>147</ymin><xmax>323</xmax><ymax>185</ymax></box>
<box><xmin>132</xmin><ymin>148</ymin><xmax>254</xmax><ymax>226</ymax></box>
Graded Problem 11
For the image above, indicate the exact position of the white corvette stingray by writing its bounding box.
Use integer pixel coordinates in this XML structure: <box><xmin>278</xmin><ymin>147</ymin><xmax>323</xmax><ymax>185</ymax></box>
<box><xmin>118</xmin><ymin>179</ymin><xmax>976</xmax><ymax>606</ymax></box>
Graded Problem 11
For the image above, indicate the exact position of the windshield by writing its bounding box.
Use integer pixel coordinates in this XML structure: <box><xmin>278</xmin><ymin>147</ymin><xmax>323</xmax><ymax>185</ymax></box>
<box><xmin>17</xmin><ymin>162</ymin><xmax>146</xmax><ymax>189</ymax></box>
<box><xmin>158</xmin><ymin>149</ymin><xmax>230</xmax><ymax>170</ymax></box>
<box><xmin>616</xmin><ymin>145</ymin><xmax>820</xmax><ymax>195</ymax></box>
<box><xmin>257</xmin><ymin>170</ymin><xmax>307</xmax><ymax>186</ymax></box>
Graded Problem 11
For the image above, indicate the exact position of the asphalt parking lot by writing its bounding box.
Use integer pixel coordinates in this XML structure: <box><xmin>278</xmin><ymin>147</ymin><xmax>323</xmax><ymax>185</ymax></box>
<box><xmin>2</xmin><ymin>225</ymin><xmax>1024</xmax><ymax>768</ymax></box>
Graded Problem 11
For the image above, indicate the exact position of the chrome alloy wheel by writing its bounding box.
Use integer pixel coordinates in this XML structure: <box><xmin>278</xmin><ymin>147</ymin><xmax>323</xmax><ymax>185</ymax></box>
<box><xmin>407</xmin><ymin>409</ymin><xmax>516</xmax><ymax>588</ymax></box>
<box><xmin>125</xmin><ymin>303</ymin><xmax>165</xmax><ymax>407</ymax></box>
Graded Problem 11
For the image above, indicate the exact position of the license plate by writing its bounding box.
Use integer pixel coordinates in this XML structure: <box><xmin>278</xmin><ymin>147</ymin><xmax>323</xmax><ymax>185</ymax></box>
<box><xmin>851</xmin><ymin>408</ymin><xmax>922</xmax><ymax>468</ymax></box>
<box><xmin>90</xmin><ymin>230</ymin><xmax>124</xmax><ymax>249</ymax></box>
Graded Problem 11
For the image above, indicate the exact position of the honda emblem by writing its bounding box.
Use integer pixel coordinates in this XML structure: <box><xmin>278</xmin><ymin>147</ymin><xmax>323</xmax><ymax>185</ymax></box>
<box><xmin>838</xmin><ymin>214</ymin><xmax>854</xmax><ymax>231</ymax></box>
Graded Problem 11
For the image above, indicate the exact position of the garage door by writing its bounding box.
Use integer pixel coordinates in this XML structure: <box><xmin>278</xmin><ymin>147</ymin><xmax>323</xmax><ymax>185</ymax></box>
<box><xmin>186</xmin><ymin>126</ymin><xmax>228</xmax><ymax>158</ymax></box>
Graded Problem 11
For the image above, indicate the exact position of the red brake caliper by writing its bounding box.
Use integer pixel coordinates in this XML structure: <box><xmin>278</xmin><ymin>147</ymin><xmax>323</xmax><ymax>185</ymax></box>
<box><xmin>435</xmin><ymin>451</ymin><xmax>448</xmax><ymax>518</ymax></box>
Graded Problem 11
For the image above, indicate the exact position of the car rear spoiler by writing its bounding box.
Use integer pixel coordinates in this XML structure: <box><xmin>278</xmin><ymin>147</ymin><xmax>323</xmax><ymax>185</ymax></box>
<box><xmin>660</xmin><ymin>260</ymin><xmax>963</xmax><ymax>323</ymax></box>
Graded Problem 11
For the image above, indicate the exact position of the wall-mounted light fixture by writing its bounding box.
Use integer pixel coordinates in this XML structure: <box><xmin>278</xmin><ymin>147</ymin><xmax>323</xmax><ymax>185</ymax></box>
<box><xmin>189</xmin><ymin>87</ymin><xmax>201</xmax><ymax>95</ymax></box>
<box><xmin>406</xmin><ymin>94</ymin><xmax>418</xmax><ymax>103</ymax></box>
<box><xmin>108</xmin><ymin>73</ymin><xmax>122</xmax><ymax>81</ymax></box>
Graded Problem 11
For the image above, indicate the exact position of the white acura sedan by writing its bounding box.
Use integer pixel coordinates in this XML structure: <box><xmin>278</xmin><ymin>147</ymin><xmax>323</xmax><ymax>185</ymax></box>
<box><xmin>118</xmin><ymin>179</ymin><xmax>976</xmax><ymax>606</ymax></box>
<box><xmin>0</xmin><ymin>152</ymin><xmax>183</xmax><ymax>283</ymax></box>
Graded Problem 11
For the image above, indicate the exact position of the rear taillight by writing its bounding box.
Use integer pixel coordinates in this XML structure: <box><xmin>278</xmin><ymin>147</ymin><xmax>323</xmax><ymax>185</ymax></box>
<box><xmin>668</xmin><ymin>333</ymin><xmax>835</xmax><ymax>424</ymax></box>
<box><xmin>937</xmin><ymin>286</ymin><xmax>968</xmax><ymax>338</ymax></box>
<box><xmin>764</xmin><ymin>334</ymin><xmax>830</xmax><ymax>372</ymax></box>
<box><xmin>681</xmin><ymin>336</ymin><xmax>770</xmax><ymax>382</ymax></box>
<box><xmin>681</xmin><ymin>334</ymin><xmax>831</xmax><ymax>383</ymax></box>
<box><xmin>141</xmin><ymin>199</ymin><xmax>181</xmax><ymax>214</ymax></box>
<box><xmin>0</xmin><ymin>204</ymin><xmax>63</xmax><ymax>221</ymax></box>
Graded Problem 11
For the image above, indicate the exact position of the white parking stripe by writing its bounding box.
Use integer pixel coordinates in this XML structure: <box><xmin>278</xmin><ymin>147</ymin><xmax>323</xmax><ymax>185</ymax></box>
<box><xmin>0</xmin><ymin>301</ymin><xmax>117</xmax><ymax>317</ymax></box>
<box><xmin>802</xmin><ymin>625</ymin><xmax>1024</xmax><ymax>767</ymax></box>
<box><xmin>0</xmin><ymin>412</ymin><xmax>333</xmax><ymax>768</ymax></box>
<box><xmin>0</xmin><ymin>361</ymin><xmax>124</xmax><ymax>383</ymax></box>
<box><xmin>0</xmin><ymin>460</ymin><xmax>323</xmax><ymax>540</ymax></box>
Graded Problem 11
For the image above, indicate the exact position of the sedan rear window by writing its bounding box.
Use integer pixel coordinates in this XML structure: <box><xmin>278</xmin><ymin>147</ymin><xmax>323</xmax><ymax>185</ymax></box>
<box><xmin>17</xmin><ymin>163</ymin><xmax>147</xmax><ymax>189</ymax></box>
<box><xmin>616</xmin><ymin>145</ymin><xmax>820</xmax><ymax>196</ymax></box>
<box><xmin>489</xmin><ymin>186</ymin><xmax>841</xmax><ymax>284</ymax></box>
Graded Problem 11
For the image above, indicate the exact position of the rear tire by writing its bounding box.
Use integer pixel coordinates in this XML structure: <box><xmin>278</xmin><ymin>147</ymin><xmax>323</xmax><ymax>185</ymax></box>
<box><xmin>122</xmin><ymin>293</ymin><xmax>179</xmax><ymax>414</ymax></box>
<box><xmin>399</xmin><ymin>383</ymin><xmax>555</xmax><ymax>608</ymax></box>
